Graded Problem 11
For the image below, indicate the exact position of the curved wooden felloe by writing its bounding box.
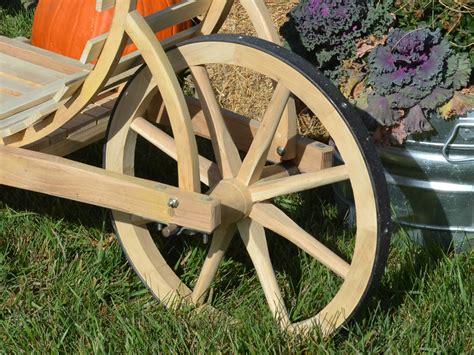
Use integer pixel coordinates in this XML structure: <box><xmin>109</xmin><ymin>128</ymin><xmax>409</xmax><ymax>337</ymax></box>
<box><xmin>104</xmin><ymin>36</ymin><xmax>391</xmax><ymax>337</ymax></box>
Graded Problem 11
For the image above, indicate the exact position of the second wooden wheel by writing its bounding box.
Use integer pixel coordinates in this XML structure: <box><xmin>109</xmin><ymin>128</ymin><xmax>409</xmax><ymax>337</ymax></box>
<box><xmin>104</xmin><ymin>35</ymin><xmax>391</xmax><ymax>336</ymax></box>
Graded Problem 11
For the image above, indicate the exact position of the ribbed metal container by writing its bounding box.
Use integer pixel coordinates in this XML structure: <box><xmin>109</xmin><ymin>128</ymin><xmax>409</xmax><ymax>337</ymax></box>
<box><xmin>335</xmin><ymin>112</ymin><xmax>474</xmax><ymax>251</ymax></box>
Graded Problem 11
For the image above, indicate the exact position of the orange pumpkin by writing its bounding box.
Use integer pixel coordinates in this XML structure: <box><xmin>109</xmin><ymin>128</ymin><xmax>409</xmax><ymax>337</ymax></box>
<box><xmin>31</xmin><ymin>0</ymin><xmax>190</xmax><ymax>61</ymax></box>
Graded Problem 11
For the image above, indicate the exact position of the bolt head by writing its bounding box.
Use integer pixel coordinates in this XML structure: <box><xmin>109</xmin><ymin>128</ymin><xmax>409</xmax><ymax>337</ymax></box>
<box><xmin>167</xmin><ymin>198</ymin><xmax>179</xmax><ymax>208</ymax></box>
<box><xmin>276</xmin><ymin>146</ymin><xmax>286</xmax><ymax>156</ymax></box>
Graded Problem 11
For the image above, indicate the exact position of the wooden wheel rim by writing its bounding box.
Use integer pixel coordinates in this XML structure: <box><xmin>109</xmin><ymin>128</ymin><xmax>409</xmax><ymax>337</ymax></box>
<box><xmin>104</xmin><ymin>35</ymin><xmax>390</xmax><ymax>336</ymax></box>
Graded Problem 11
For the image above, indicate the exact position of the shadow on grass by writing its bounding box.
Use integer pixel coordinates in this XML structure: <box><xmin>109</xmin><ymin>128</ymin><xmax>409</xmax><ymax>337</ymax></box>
<box><xmin>1</xmin><ymin>142</ymin><xmax>111</xmax><ymax>231</ymax></box>
<box><xmin>0</xmin><ymin>137</ymin><xmax>451</xmax><ymax>336</ymax></box>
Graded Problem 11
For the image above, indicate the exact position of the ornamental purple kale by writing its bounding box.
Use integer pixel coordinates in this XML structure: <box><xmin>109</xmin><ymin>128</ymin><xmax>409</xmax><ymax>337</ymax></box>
<box><xmin>281</xmin><ymin>0</ymin><xmax>392</xmax><ymax>80</ymax></box>
<box><xmin>366</xmin><ymin>28</ymin><xmax>471</xmax><ymax>134</ymax></box>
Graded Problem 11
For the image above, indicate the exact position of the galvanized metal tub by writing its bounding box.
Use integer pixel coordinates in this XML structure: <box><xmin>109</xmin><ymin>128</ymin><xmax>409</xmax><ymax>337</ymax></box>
<box><xmin>334</xmin><ymin>112</ymin><xmax>474</xmax><ymax>251</ymax></box>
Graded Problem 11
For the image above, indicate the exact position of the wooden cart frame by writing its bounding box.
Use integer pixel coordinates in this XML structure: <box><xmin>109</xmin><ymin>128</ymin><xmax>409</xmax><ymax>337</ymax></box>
<box><xmin>0</xmin><ymin>0</ymin><xmax>391</xmax><ymax>336</ymax></box>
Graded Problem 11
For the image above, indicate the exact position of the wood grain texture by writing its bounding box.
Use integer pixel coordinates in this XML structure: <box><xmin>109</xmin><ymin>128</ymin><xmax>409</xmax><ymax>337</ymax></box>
<box><xmin>125</xmin><ymin>10</ymin><xmax>200</xmax><ymax>192</ymax></box>
<box><xmin>0</xmin><ymin>145</ymin><xmax>219</xmax><ymax>233</ymax></box>
<box><xmin>191</xmin><ymin>65</ymin><xmax>241</xmax><ymax>179</ymax></box>
<box><xmin>250</xmin><ymin>203</ymin><xmax>350</xmax><ymax>278</ymax></box>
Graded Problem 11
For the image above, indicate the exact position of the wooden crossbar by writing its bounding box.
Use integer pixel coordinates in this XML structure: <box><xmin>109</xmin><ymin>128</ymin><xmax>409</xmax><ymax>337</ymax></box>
<box><xmin>0</xmin><ymin>145</ymin><xmax>221</xmax><ymax>233</ymax></box>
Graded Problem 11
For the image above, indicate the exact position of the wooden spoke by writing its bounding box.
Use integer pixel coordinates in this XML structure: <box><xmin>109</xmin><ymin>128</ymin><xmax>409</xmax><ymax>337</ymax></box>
<box><xmin>130</xmin><ymin>116</ymin><xmax>220</xmax><ymax>186</ymax></box>
<box><xmin>250</xmin><ymin>203</ymin><xmax>350</xmax><ymax>279</ymax></box>
<box><xmin>237</xmin><ymin>218</ymin><xmax>290</xmax><ymax>329</ymax></box>
<box><xmin>191</xmin><ymin>224</ymin><xmax>236</xmax><ymax>305</ymax></box>
<box><xmin>236</xmin><ymin>83</ymin><xmax>290</xmax><ymax>186</ymax></box>
<box><xmin>249</xmin><ymin>165</ymin><xmax>349</xmax><ymax>203</ymax></box>
<box><xmin>191</xmin><ymin>65</ymin><xmax>241</xmax><ymax>178</ymax></box>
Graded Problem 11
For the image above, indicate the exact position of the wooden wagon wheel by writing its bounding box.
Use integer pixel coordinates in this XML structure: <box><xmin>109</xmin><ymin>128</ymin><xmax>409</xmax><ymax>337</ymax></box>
<box><xmin>104</xmin><ymin>35</ymin><xmax>391</xmax><ymax>336</ymax></box>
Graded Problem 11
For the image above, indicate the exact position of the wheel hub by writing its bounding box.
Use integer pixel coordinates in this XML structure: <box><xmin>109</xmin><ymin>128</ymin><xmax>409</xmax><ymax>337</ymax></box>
<box><xmin>209</xmin><ymin>179</ymin><xmax>253</xmax><ymax>225</ymax></box>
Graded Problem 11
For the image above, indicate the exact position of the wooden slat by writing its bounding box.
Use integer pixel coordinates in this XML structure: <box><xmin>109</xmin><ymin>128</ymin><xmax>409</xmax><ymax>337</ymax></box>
<box><xmin>0</xmin><ymin>99</ymin><xmax>62</xmax><ymax>138</ymax></box>
<box><xmin>1</xmin><ymin>72</ymin><xmax>88</xmax><ymax>120</ymax></box>
<box><xmin>0</xmin><ymin>36</ymin><xmax>91</xmax><ymax>75</ymax></box>
<box><xmin>0</xmin><ymin>77</ymin><xmax>37</xmax><ymax>96</ymax></box>
<box><xmin>82</xmin><ymin>0</ymin><xmax>211</xmax><ymax>64</ymax></box>
<box><xmin>0</xmin><ymin>52</ymin><xmax>64</xmax><ymax>86</ymax></box>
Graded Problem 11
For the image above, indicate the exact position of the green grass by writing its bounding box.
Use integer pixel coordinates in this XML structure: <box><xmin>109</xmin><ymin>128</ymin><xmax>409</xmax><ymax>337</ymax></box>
<box><xmin>1</xmin><ymin>7</ymin><xmax>473</xmax><ymax>353</ymax></box>
<box><xmin>0</xmin><ymin>4</ymin><xmax>33</xmax><ymax>38</ymax></box>
<box><xmin>1</xmin><ymin>142</ymin><xmax>473</xmax><ymax>353</ymax></box>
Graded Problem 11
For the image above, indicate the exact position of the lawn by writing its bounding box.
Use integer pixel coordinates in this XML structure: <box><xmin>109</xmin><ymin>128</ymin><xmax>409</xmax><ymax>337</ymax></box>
<box><xmin>0</xmin><ymin>3</ymin><xmax>473</xmax><ymax>353</ymax></box>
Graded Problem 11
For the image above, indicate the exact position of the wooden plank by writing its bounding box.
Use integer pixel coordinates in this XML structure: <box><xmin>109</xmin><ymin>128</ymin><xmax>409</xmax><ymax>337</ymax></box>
<box><xmin>0</xmin><ymin>77</ymin><xmax>35</xmax><ymax>96</ymax></box>
<box><xmin>0</xmin><ymin>145</ymin><xmax>220</xmax><ymax>233</ymax></box>
<box><xmin>0</xmin><ymin>52</ymin><xmax>64</xmax><ymax>86</ymax></box>
<box><xmin>0</xmin><ymin>36</ymin><xmax>91</xmax><ymax>75</ymax></box>
<box><xmin>0</xmin><ymin>99</ymin><xmax>61</xmax><ymax>137</ymax></box>
<box><xmin>0</xmin><ymin>71</ymin><xmax>43</xmax><ymax>88</ymax></box>
<box><xmin>38</xmin><ymin>119</ymin><xmax>108</xmax><ymax>157</ymax></box>
<box><xmin>0</xmin><ymin>71</ymin><xmax>88</xmax><ymax>121</ymax></box>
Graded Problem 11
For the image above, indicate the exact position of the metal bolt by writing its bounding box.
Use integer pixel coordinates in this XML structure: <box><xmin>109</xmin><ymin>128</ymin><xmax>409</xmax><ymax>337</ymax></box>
<box><xmin>156</xmin><ymin>223</ymin><xmax>164</xmax><ymax>232</ymax></box>
<box><xmin>168</xmin><ymin>198</ymin><xmax>179</xmax><ymax>208</ymax></box>
<box><xmin>162</xmin><ymin>224</ymin><xmax>179</xmax><ymax>238</ymax></box>
<box><xmin>276</xmin><ymin>146</ymin><xmax>286</xmax><ymax>157</ymax></box>
<box><xmin>202</xmin><ymin>234</ymin><xmax>209</xmax><ymax>244</ymax></box>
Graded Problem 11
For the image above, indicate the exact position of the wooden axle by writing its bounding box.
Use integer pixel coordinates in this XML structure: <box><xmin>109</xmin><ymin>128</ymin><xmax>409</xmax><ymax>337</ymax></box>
<box><xmin>0</xmin><ymin>145</ymin><xmax>220</xmax><ymax>233</ymax></box>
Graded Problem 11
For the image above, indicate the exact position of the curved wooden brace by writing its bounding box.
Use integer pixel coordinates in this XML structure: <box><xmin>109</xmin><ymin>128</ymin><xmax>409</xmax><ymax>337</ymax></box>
<box><xmin>124</xmin><ymin>11</ymin><xmax>200</xmax><ymax>192</ymax></box>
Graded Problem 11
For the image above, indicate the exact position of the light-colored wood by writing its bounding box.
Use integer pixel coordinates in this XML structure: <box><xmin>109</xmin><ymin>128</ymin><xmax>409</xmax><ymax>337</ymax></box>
<box><xmin>191</xmin><ymin>65</ymin><xmax>241</xmax><ymax>179</ymax></box>
<box><xmin>0</xmin><ymin>36</ymin><xmax>91</xmax><ymax>75</ymax></box>
<box><xmin>236</xmin><ymin>83</ymin><xmax>290</xmax><ymax>186</ymax></box>
<box><xmin>191</xmin><ymin>224</ymin><xmax>236</xmax><ymax>305</ymax></box>
<box><xmin>1</xmin><ymin>0</ymin><xmax>134</xmax><ymax>147</ymax></box>
<box><xmin>250</xmin><ymin>203</ymin><xmax>350</xmax><ymax>278</ymax></box>
<box><xmin>0</xmin><ymin>145</ymin><xmax>220</xmax><ymax>233</ymax></box>
<box><xmin>239</xmin><ymin>0</ymin><xmax>298</xmax><ymax>162</ymax></box>
<box><xmin>162</xmin><ymin>40</ymin><xmax>381</xmax><ymax>336</ymax></box>
<box><xmin>82</xmin><ymin>0</ymin><xmax>212</xmax><ymax>64</ymax></box>
<box><xmin>198</xmin><ymin>0</ymin><xmax>234</xmax><ymax>35</ymax></box>
<box><xmin>130</xmin><ymin>116</ymin><xmax>220</xmax><ymax>186</ymax></box>
<box><xmin>125</xmin><ymin>10</ymin><xmax>200</xmax><ymax>192</ymax></box>
<box><xmin>0</xmin><ymin>2</ymin><xmax>385</xmax><ymax>337</ymax></box>
<box><xmin>249</xmin><ymin>165</ymin><xmax>349</xmax><ymax>203</ymax></box>
<box><xmin>109</xmin><ymin>25</ymin><xmax>202</xmax><ymax>80</ymax></box>
<box><xmin>96</xmin><ymin>0</ymin><xmax>116</xmax><ymax>12</ymax></box>
<box><xmin>237</xmin><ymin>218</ymin><xmax>290</xmax><ymax>329</ymax></box>
<box><xmin>240</xmin><ymin>0</ymin><xmax>280</xmax><ymax>44</ymax></box>
<box><xmin>0</xmin><ymin>72</ymin><xmax>88</xmax><ymax>123</ymax></box>
<box><xmin>176</xmin><ymin>97</ymin><xmax>333</xmax><ymax>172</ymax></box>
